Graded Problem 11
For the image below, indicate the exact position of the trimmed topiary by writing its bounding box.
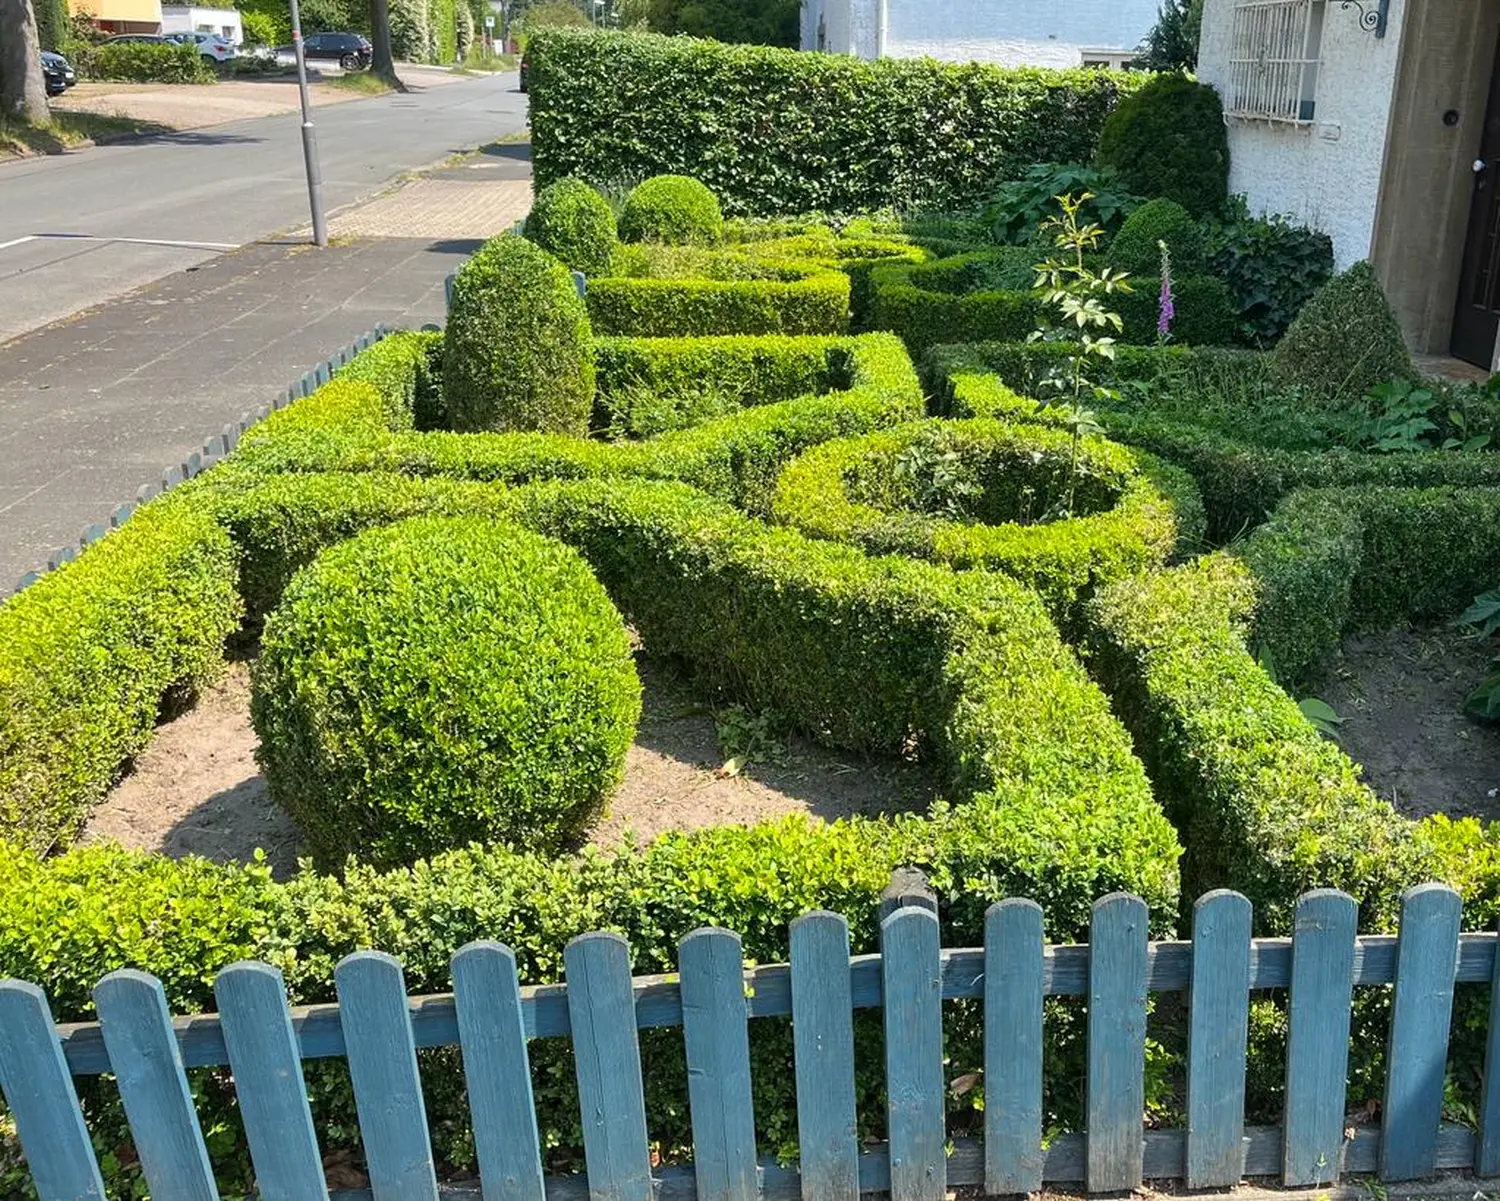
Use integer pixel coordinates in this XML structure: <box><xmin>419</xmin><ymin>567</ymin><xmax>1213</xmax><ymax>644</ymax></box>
<box><xmin>618</xmin><ymin>175</ymin><xmax>725</xmax><ymax>245</ymax></box>
<box><xmin>442</xmin><ymin>234</ymin><xmax>597</xmax><ymax>435</ymax></box>
<box><xmin>1107</xmin><ymin>198</ymin><xmax>1206</xmax><ymax>276</ymax></box>
<box><xmin>251</xmin><ymin>515</ymin><xmax>641</xmax><ymax>868</ymax></box>
<box><xmin>1096</xmin><ymin>74</ymin><xmax>1229</xmax><ymax>218</ymax></box>
<box><xmin>1270</xmin><ymin>260</ymin><xmax>1416</xmax><ymax>402</ymax></box>
<box><xmin>524</xmin><ymin>178</ymin><xmax>618</xmax><ymax>277</ymax></box>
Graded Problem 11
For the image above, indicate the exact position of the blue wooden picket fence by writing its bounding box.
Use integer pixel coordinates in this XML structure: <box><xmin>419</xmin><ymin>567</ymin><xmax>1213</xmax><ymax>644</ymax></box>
<box><xmin>0</xmin><ymin>882</ymin><xmax>1495</xmax><ymax>1201</ymax></box>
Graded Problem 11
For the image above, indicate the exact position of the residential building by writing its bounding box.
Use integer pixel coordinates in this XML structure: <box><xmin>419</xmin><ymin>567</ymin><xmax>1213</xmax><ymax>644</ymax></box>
<box><xmin>68</xmin><ymin>0</ymin><xmax>163</xmax><ymax>34</ymax></box>
<box><xmin>800</xmin><ymin>0</ymin><xmax>1159</xmax><ymax>69</ymax></box>
<box><xmin>161</xmin><ymin>4</ymin><xmax>244</xmax><ymax>43</ymax></box>
<box><xmin>1197</xmin><ymin>0</ymin><xmax>1500</xmax><ymax>368</ymax></box>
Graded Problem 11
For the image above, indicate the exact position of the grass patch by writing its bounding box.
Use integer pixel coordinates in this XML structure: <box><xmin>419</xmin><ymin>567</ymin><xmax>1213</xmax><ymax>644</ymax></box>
<box><xmin>0</xmin><ymin>110</ymin><xmax>170</xmax><ymax>157</ymax></box>
<box><xmin>324</xmin><ymin>71</ymin><xmax>392</xmax><ymax>95</ymax></box>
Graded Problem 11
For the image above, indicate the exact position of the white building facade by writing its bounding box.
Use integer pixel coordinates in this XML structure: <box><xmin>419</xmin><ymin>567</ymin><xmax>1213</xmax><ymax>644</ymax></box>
<box><xmin>1196</xmin><ymin>0</ymin><xmax>1500</xmax><ymax>366</ymax></box>
<box><xmin>160</xmin><ymin>4</ymin><xmax>243</xmax><ymax>42</ymax></box>
<box><xmin>800</xmin><ymin>0</ymin><xmax>1159</xmax><ymax>70</ymax></box>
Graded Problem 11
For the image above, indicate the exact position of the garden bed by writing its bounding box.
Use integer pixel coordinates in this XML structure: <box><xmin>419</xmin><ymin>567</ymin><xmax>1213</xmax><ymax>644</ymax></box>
<box><xmin>1311</xmin><ymin>625</ymin><xmax>1500</xmax><ymax>821</ymax></box>
<box><xmin>81</xmin><ymin>656</ymin><xmax>935</xmax><ymax>874</ymax></box>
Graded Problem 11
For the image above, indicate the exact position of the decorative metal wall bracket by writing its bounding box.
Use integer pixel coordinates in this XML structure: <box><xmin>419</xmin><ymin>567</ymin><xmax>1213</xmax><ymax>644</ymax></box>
<box><xmin>1339</xmin><ymin>0</ymin><xmax>1389</xmax><ymax>38</ymax></box>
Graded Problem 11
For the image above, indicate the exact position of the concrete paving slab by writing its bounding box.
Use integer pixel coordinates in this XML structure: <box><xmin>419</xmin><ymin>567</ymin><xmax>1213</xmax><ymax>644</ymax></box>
<box><xmin>0</xmin><ymin>236</ymin><xmax>467</xmax><ymax>588</ymax></box>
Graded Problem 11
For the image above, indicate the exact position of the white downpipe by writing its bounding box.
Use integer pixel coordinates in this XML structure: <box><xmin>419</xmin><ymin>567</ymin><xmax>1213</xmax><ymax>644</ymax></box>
<box><xmin>875</xmin><ymin>0</ymin><xmax>887</xmax><ymax>57</ymax></box>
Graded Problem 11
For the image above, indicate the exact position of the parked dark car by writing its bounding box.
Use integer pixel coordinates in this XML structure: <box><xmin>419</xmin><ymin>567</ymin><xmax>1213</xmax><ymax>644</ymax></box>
<box><xmin>275</xmin><ymin>32</ymin><xmax>371</xmax><ymax>70</ymax></box>
<box><xmin>40</xmin><ymin>49</ymin><xmax>76</xmax><ymax>96</ymax></box>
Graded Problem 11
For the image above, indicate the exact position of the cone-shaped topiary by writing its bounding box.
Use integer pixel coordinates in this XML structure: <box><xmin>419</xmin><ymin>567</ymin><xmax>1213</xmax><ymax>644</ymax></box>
<box><xmin>1270</xmin><ymin>260</ymin><xmax>1416</xmax><ymax>402</ymax></box>
<box><xmin>524</xmin><ymin>177</ymin><xmax>618</xmax><ymax>277</ymax></box>
<box><xmin>1107</xmin><ymin>198</ymin><xmax>1207</xmax><ymax>275</ymax></box>
<box><xmin>1096</xmin><ymin>74</ymin><xmax>1229</xmax><ymax>218</ymax></box>
<box><xmin>619</xmin><ymin>175</ymin><xmax>724</xmax><ymax>245</ymax></box>
<box><xmin>442</xmin><ymin>233</ymin><xmax>596</xmax><ymax>435</ymax></box>
<box><xmin>251</xmin><ymin>515</ymin><xmax>642</xmax><ymax>868</ymax></box>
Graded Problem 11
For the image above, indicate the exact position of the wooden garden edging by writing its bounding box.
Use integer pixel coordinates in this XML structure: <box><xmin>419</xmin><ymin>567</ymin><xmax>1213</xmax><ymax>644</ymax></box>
<box><xmin>0</xmin><ymin>881</ymin><xmax>1494</xmax><ymax>1200</ymax></box>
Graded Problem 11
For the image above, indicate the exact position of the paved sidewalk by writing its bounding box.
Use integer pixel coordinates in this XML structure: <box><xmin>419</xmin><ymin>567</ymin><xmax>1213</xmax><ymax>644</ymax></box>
<box><xmin>0</xmin><ymin>236</ymin><xmax>480</xmax><ymax>587</ymax></box>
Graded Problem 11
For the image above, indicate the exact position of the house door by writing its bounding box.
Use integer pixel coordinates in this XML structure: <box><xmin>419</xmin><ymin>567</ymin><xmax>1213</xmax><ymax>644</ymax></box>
<box><xmin>1453</xmin><ymin>31</ymin><xmax>1500</xmax><ymax>367</ymax></box>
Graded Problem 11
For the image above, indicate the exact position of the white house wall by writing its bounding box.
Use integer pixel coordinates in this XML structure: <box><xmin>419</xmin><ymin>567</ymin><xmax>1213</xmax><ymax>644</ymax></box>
<box><xmin>1196</xmin><ymin>0</ymin><xmax>1407</xmax><ymax>269</ymax></box>
<box><xmin>801</xmin><ymin>0</ymin><xmax>1159</xmax><ymax>65</ymax></box>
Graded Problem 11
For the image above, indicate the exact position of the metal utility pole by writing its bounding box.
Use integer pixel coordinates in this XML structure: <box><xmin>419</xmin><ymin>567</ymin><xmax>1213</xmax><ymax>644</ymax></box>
<box><xmin>287</xmin><ymin>0</ymin><xmax>328</xmax><ymax>247</ymax></box>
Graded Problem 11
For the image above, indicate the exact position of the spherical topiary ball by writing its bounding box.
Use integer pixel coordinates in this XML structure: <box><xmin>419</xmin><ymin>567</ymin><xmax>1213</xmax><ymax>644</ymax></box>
<box><xmin>1107</xmin><ymin>198</ymin><xmax>1206</xmax><ymax>276</ymax></box>
<box><xmin>618</xmin><ymin>175</ymin><xmax>724</xmax><ymax>245</ymax></box>
<box><xmin>442</xmin><ymin>233</ymin><xmax>596</xmax><ymax>435</ymax></box>
<box><xmin>251</xmin><ymin>516</ymin><xmax>641</xmax><ymax>869</ymax></box>
<box><xmin>524</xmin><ymin>178</ymin><xmax>618</xmax><ymax>277</ymax></box>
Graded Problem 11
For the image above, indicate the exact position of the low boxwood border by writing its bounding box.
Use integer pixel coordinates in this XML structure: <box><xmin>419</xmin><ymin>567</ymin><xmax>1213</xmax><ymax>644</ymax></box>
<box><xmin>585</xmin><ymin>273</ymin><xmax>852</xmax><ymax>337</ymax></box>
<box><xmin>1238</xmin><ymin>484</ymin><xmax>1500</xmax><ymax>684</ymax></box>
<box><xmin>771</xmin><ymin>418</ymin><xmax>1204</xmax><ymax>618</ymax></box>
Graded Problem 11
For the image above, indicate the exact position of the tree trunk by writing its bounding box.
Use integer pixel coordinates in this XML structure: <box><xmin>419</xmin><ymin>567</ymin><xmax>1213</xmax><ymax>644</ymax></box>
<box><xmin>368</xmin><ymin>0</ymin><xmax>404</xmax><ymax>89</ymax></box>
<box><xmin>0</xmin><ymin>0</ymin><xmax>50</xmax><ymax>124</ymax></box>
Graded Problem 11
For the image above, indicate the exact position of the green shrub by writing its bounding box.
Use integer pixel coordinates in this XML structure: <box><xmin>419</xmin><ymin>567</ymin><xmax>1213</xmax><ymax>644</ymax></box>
<box><xmin>252</xmin><ymin>516</ymin><xmax>640</xmax><ymax>867</ymax></box>
<box><xmin>772</xmin><ymin>419</ymin><xmax>1203</xmax><ymax>617</ymax></box>
<box><xmin>0</xmin><ymin>498</ymin><xmax>241</xmax><ymax>853</ymax></box>
<box><xmin>619</xmin><ymin>175</ymin><xmax>725</xmax><ymax>245</ymax></box>
<box><xmin>1117</xmin><ymin>273</ymin><xmax>1239</xmax><ymax>347</ymax></box>
<box><xmin>1270</xmin><ymin>261</ymin><xmax>1416</xmax><ymax>403</ymax></box>
<box><xmin>79</xmin><ymin>40</ymin><xmax>216</xmax><ymax>83</ymax></box>
<box><xmin>1085</xmin><ymin>554</ymin><xmax>1429</xmax><ymax>932</ymax></box>
<box><xmin>1239</xmin><ymin>485</ymin><xmax>1500</xmax><ymax>683</ymax></box>
<box><xmin>979</xmin><ymin>162</ymin><xmax>1144</xmax><ymax>244</ymax></box>
<box><xmin>335</xmin><ymin>330</ymin><xmax>442</xmax><ymax>432</ymax></box>
<box><xmin>527</xmin><ymin>29</ymin><xmax>1145</xmax><ymax>216</ymax></box>
<box><xmin>525</xmin><ymin>178</ymin><xmax>618</xmax><ymax>276</ymax></box>
<box><xmin>585</xmin><ymin>273</ymin><xmax>851</xmax><ymax>336</ymax></box>
<box><xmin>1207</xmin><ymin>203</ymin><xmax>1334</xmax><ymax>346</ymax></box>
<box><xmin>442</xmin><ymin>234</ymin><xmax>597</xmax><ymax>434</ymax></box>
<box><xmin>1107</xmin><ymin>198</ymin><xmax>1205</xmax><ymax>276</ymax></box>
<box><xmin>1095</xmin><ymin>74</ymin><xmax>1228</xmax><ymax>218</ymax></box>
<box><xmin>34</xmin><ymin>0</ymin><xmax>66</xmax><ymax>50</ymax></box>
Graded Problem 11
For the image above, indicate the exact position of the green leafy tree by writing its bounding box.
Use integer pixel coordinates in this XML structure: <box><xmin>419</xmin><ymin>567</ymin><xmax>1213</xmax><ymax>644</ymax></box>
<box><xmin>642</xmin><ymin>0</ymin><xmax>796</xmax><ymax>45</ymax></box>
<box><xmin>1135</xmin><ymin>0</ymin><xmax>1203</xmax><ymax>71</ymax></box>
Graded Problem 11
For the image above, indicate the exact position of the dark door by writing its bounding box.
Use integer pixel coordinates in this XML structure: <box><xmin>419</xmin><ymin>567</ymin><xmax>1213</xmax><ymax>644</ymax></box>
<box><xmin>1454</xmin><ymin>31</ymin><xmax>1500</xmax><ymax>366</ymax></box>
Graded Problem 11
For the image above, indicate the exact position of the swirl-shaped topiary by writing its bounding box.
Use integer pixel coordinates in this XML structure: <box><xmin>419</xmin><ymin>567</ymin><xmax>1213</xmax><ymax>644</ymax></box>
<box><xmin>772</xmin><ymin>418</ymin><xmax>1203</xmax><ymax>614</ymax></box>
<box><xmin>442</xmin><ymin>233</ymin><xmax>597</xmax><ymax>435</ymax></box>
<box><xmin>618</xmin><ymin>175</ymin><xmax>724</xmax><ymax>245</ymax></box>
<box><xmin>251</xmin><ymin>515</ymin><xmax>641</xmax><ymax>868</ymax></box>
<box><xmin>524</xmin><ymin>178</ymin><xmax>618</xmax><ymax>277</ymax></box>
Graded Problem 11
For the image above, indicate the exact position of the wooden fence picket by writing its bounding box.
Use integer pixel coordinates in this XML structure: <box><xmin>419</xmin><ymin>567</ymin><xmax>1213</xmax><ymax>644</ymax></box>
<box><xmin>451</xmin><ymin>941</ymin><xmax>547</xmax><ymax>1201</ymax></box>
<box><xmin>1185</xmin><ymin>890</ymin><xmax>1252</xmax><ymax>1188</ymax></box>
<box><xmin>0</xmin><ymin>981</ymin><xmax>107</xmax><ymax>1201</ymax></box>
<box><xmin>1282</xmin><ymin>890</ymin><xmax>1358</xmax><ymax>1187</ymax></box>
<box><xmin>1381</xmin><ymin>884</ymin><xmax>1462</xmax><ymax>1181</ymax></box>
<box><xmin>214</xmin><ymin>962</ymin><xmax>328</xmax><ymax>1201</ymax></box>
<box><xmin>983</xmin><ymin>898</ymin><xmax>1044</xmax><ymax>1196</ymax></box>
<box><xmin>1480</xmin><ymin>913</ymin><xmax>1500</xmax><ymax>1176</ymax></box>
<box><xmin>94</xmin><ymin>970</ymin><xmax>219</xmax><ymax>1201</ymax></box>
<box><xmin>335</xmin><ymin>951</ymin><xmax>440</xmax><ymax>1201</ymax></box>
<box><xmin>1086</xmin><ymin>893</ymin><xmax>1149</xmax><ymax>1193</ymax></box>
<box><xmin>565</xmin><ymin>932</ymin><xmax>653</xmax><ymax>1201</ymax></box>
<box><xmin>679</xmin><ymin>928</ymin><xmax>758</xmax><ymax>1201</ymax></box>
<box><xmin>790</xmin><ymin>911</ymin><xmax>859</xmax><ymax>1201</ymax></box>
<box><xmin>881</xmin><ymin>906</ymin><xmax>945</xmax><ymax>1201</ymax></box>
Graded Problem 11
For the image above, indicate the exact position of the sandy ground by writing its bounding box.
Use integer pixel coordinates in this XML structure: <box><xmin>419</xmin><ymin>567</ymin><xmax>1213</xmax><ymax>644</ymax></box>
<box><xmin>1313</xmin><ymin>624</ymin><xmax>1500</xmax><ymax>819</ymax></box>
<box><xmin>53</xmin><ymin>65</ymin><xmax>464</xmax><ymax>131</ymax></box>
<box><xmin>82</xmin><ymin>658</ymin><xmax>935</xmax><ymax>875</ymax></box>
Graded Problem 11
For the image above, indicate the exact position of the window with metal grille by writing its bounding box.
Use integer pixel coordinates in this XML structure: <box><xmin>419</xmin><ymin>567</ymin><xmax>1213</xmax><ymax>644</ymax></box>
<box><xmin>1227</xmin><ymin>0</ymin><xmax>1325</xmax><ymax>123</ymax></box>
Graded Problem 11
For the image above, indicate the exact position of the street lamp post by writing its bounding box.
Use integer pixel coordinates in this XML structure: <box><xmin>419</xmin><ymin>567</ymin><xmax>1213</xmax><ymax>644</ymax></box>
<box><xmin>287</xmin><ymin>0</ymin><xmax>328</xmax><ymax>247</ymax></box>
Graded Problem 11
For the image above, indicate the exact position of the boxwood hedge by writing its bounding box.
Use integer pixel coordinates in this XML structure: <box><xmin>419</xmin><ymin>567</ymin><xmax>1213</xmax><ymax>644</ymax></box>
<box><xmin>253</xmin><ymin>516</ymin><xmax>641</xmax><ymax>867</ymax></box>
<box><xmin>586</xmin><ymin>272</ymin><xmax>852</xmax><ymax>337</ymax></box>
<box><xmin>0</xmin><ymin>498</ymin><xmax>241</xmax><ymax>853</ymax></box>
<box><xmin>771</xmin><ymin>418</ymin><xmax>1204</xmax><ymax>617</ymax></box>
<box><xmin>526</xmin><ymin>29</ymin><xmax>1145</xmax><ymax>216</ymax></box>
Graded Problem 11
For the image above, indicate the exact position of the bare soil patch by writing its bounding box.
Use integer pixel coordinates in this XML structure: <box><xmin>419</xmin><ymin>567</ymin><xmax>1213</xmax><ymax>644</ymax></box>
<box><xmin>1311</xmin><ymin>624</ymin><xmax>1500</xmax><ymax>820</ymax></box>
<box><xmin>83</xmin><ymin>657</ymin><xmax>934</xmax><ymax>873</ymax></box>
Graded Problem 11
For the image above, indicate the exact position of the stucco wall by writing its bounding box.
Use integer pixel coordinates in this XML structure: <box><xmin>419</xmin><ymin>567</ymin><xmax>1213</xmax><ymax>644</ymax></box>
<box><xmin>1197</xmin><ymin>0</ymin><xmax>1408</xmax><ymax>269</ymax></box>
<box><xmin>801</xmin><ymin>0</ymin><xmax>1158</xmax><ymax>63</ymax></box>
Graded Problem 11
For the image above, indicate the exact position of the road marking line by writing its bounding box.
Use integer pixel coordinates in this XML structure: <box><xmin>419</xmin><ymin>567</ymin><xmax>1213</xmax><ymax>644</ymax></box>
<box><xmin>0</xmin><ymin>234</ymin><xmax>239</xmax><ymax>253</ymax></box>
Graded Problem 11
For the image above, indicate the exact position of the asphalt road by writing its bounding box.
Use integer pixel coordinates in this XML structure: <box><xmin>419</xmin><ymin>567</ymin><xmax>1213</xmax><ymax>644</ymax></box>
<box><xmin>0</xmin><ymin>69</ymin><xmax>528</xmax><ymax>343</ymax></box>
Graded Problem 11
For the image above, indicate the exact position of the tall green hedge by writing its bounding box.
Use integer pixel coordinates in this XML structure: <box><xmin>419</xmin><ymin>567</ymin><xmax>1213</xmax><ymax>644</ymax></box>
<box><xmin>527</xmin><ymin>29</ymin><xmax>1145</xmax><ymax>215</ymax></box>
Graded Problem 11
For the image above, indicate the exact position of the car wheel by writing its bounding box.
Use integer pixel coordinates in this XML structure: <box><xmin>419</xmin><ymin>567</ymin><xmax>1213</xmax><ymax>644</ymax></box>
<box><xmin>340</xmin><ymin>52</ymin><xmax>361</xmax><ymax>70</ymax></box>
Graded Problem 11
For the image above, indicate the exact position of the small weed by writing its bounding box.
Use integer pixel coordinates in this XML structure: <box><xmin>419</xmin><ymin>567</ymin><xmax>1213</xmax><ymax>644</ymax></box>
<box><xmin>714</xmin><ymin>705</ymin><xmax>785</xmax><ymax>776</ymax></box>
<box><xmin>1452</xmin><ymin>584</ymin><xmax>1500</xmax><ymax>721</ymax></box>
